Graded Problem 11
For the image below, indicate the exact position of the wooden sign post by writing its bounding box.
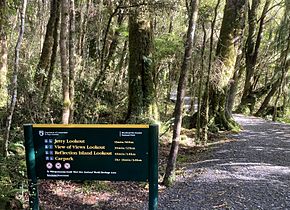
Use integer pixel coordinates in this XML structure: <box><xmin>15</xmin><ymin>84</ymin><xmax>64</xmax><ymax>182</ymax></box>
<box><xmin>24</xmin><ymin>124</ymin><xmax>158</xmax><ymax>210</ymax></box>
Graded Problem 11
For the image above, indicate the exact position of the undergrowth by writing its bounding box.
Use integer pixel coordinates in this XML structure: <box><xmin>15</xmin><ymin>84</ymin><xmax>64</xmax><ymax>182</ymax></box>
<box><xmin>0</xmin><ymin>145</ymin><xmax>27</xmax><ymax>209</ymax></box>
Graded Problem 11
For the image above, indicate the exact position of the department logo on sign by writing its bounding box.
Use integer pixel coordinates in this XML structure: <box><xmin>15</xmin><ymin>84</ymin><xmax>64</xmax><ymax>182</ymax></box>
<box><xmin>39</xmin><ymin>130</ymin><xmax>44</xmax><ymax>136</ymax></box>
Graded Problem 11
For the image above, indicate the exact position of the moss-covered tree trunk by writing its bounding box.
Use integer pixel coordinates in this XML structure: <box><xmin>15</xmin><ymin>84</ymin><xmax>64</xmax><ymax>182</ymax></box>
<box><xmin>34</xmin><ymin>0</ymin><xmax>60</xmax><ymax>89</ymax></box>
<box><xmin>113</xmin><ymin>40</ymin><xmax>128</xmax><ymax>91</ymax></box>
<box><xmin>255</xmin><ymin>4</ymin><xmax>290</xmax><ymax>117</ymax></box>
<box><xmin>255</xmin><ymin>27</ymin><xmax>290</xmax><ymax>117</ymax></box>
<box><xmin>60</xmin><ymin>0</ymin><xmax>70</xmax><ymax>124</ymax></box>
<box><xmin>226</xmin><ymin>50</ymin><xmax>244</xmax><ymax>117</ymax></box>
<box><xmin>90</xmin><ymin>8</ymin><xmax>125</xmax><ymax>93</ymax></box>
<box><xmin>237</xmin><ymin>0</ymin><xmax>260</xmax><ymax>113</ymax></box>
<box><xmin>237</xmin><ymin>0</ymin><xmax>271</xmax><ymax>114</ymax></box>
<box><xmin>126</xmin><ymin>1</ymin><xmax>157</xmax><ymax>122</ymax></box>
<box><xmin>208</xmin><ymin>0</ymin><xmax>246</xmax><ymax>131</ymax></box>
<box><xmin>196</xmin><ymin>22</ymin><xmax>207</xmax><ymax>144</ymax></box>
<box><xmin>42</xmin><ymin>2</ymin><xmax>60</xmax><ymax>105</ymax></box>
<box><xmin>69</xmin><ymin>0</ymin><xmax>76</xmax><ymax>123</ymax></box>
<box><xmin>199</xmin><ymin>0</ymin><xmax>221</xmax><ymax>143</ymax></box>
<box><xmin>0</xmin><ymin>0</ymin><xmax>8</xmax><ymax>109</ymax></box>
<box><xmin>255</xmin><ymin>79</ymin><xmax>280</xmax><ymax>117</ymax></box>
<box><xmin>163</xmin><ymin>0</ymin><xmax>200</xmax><ymax>187</ymax></box>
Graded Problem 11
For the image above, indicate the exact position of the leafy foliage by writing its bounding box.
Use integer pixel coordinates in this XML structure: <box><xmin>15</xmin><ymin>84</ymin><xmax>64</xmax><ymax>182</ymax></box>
<box><xmin>0</xmin><ymin>142</ymin><xmax>26</xmax><ymax>208</ymax></box>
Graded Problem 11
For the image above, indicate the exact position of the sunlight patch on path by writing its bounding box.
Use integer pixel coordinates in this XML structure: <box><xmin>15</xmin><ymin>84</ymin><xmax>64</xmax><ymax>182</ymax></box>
<box><xmin>157</xmin><ymin>115</ymin><xmax>290</xmax><ymax>209</ymax></box>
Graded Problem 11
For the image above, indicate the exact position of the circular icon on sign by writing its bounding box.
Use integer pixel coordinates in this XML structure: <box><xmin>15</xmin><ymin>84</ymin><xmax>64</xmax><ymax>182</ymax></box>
<box><xmin>64</xmin><ymin>163</ymin><xmax>70</xmax><ymax>169</ymax></box>
<box><xmin>55</xmin><ymin>162</ymin><xmax>62</xmax><ymax>169</ymax></box>
<box><xmin>46</xmin><ymin>162</ymin><xmax>53</xmax><ymax>169</ymax></box>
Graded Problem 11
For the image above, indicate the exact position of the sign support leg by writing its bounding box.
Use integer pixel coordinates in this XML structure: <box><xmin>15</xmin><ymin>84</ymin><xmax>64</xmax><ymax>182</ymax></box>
<box><xmin>28</xmin><ymin>180</ymin><xmax>39</xmax><ymax>210</ymax></box>
<box><xmin>24</xmin><ymin>125</ymin><xmax>39</xmax><ymax>210</ymax></box>
<box><xmin>149</xmin><ymin>125</ymin><xmax>158</xmax><ymax>210</ymax></box>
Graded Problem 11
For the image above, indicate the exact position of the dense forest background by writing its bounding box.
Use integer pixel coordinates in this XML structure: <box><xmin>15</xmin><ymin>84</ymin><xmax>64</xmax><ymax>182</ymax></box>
<box><xmin>0</xmin><ymin>0</ymin><xmax>290</xmax><ymax>208</ymax></box>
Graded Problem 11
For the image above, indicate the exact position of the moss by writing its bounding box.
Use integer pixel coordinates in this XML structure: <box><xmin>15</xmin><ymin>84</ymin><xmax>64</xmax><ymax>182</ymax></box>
<box><xmin>127</xmin><ymin>5</ymin><xmax>157</xmax><ymax>122</ymax></box>
<box><xmin>162</xmin><ymin>173</ymin><xmax>176</xmax><ymax>187</ymax></box>
<box><xmin>180</xmin><ymin>135</ymin><xmax>188</xmax><ymax>143</ymax></box>
<box><xmin>126</xmin><ymin>115</ymin><xmax>157</xmax><ymax>124</ymax></box>
<box><xmin>63</xmin><ymin>99</ymin><xmax>71</xmax><ymax>108</ymax></box>
<box><xmin>208</xmin><ymin>124</ymin><xmax>219</xmax><ymax>133</ymax></box>
<box><xmin>210</xmin><ymin>0</ymin><xmax>246</xmax><ymax>132</ymax></box>
<box><xmin>177</xmin><ymin>154</ymin><xmax>191</xmax><ymax>163</ymax></box>
<box><xmin>215</xmin><ymin>112</ymin><xmax>241</xmax><ymax>132</ymax></box>
<box><xmin>236</xmin><ymin>104</ymin><xmax>251</xmax><ymax>115</ymax></box>
<box><xmin>182</xmin><ymin>115</ymin><xmax>193</xmax><ymax>129</ymax></box>
<box><xmin>0</xmin><ymin>88</ymin><xmax>7</xmax><ymax>108</ymax></box>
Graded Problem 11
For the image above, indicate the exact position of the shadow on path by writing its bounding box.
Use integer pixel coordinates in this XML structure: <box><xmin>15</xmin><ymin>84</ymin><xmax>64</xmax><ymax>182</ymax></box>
<box><xmin>157</xmin><ymin>114</ymin><xmax>290</xmax><ymax>210</ymax></box>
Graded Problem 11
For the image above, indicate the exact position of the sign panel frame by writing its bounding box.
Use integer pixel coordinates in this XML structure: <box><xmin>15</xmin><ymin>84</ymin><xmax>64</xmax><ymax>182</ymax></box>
<box><xmin>24</xmin><ymin>124</ymin><xmax>158</xmax><ymax>210</ymax></box>
<box><xmin>32</xmin><ymin>124</ymin><xmax>150</xmax><ymax>181</ymax></box>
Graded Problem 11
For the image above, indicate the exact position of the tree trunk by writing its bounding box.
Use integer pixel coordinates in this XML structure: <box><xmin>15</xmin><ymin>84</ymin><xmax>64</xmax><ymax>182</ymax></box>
<box><xmin>272</xmin><ymin>84</ymin><xmax>282</xmax><ymax>121</ymax></box>
<box><xmin>163</xmin><ymin>0</ymin><xmax>200</xmax><ymax>187</ymax></box>
<box><xmin>77</xmin><ymin>0</ymin><xmax>90</xmax><ymax>56</ymax></box>
<box><xmin>90</xmin><ymin>9</ymin><xmax>125</xmax><ymax>93</ymax></box>
<box><xmin>226</xmin><ymin>28</ymin><xmax>246</xmax><ymax>117</ymax></box>
<box><xmin>102</xmin><ymin>12</ymin><xmax>125</xmax><ymax>82</ymax></box>
<box><xmin>200</xmin><ymin>0</ymin><xmax>221</xmax><ymax>143</ymax></box>
<box><xmin>2</xmin><ymin>0</ymin><xmax>27</xmax><ymax>157</ymax></box>
<box><xmin>112</xmin><ymin>40</ymin><xmax>128</xmax><ymax>92</ymax></box>
<box><xmin>196</xmin><ymin>22</ymin><xmax>206</xmax><ymax>144</ymax></box>
<box><xmin>34</xmin><ymin>0</ymin><xmax>59</xmax><ymax>89</ymax></box>
<box><xmin>208</xmin><ymin>0</ymin><xmax>246</xmax><ymax>131</ymax></box>
<box><xmin>255</xmin><ymin>78</ymin><xmax>280</xmax><ymax>116</ymax></box>
<box><xmin>126</xmin><ymin>0</ymin><xmax>157</xmax><ymax>122</ymax></box>
<box><xmin>42</xmin><ymin>1</ymin><xmax>60</xmax><ymax>105</ymax></box>
<box><xmin>237</xmin><ymin>0</ymin><xmax>260</xmax><ymax>113</ymax></box>
<box><xmin>273</xmin><ymin>2</ymin><xmax>290</xmax><ymax>120</ymax></box>
<box><xmin>60</xmin><ymin>0</ymin><xmax>70</xmax><ymax>124</ymax></box>
<box><xmin>77</xmin><ymin>0</ymin><xmax>91</xmax><ymax>79</ymax></box>
<box><xmin>226</xmin><ymin>51</ymin><xmax>244</xmax><ymax>117</ymax></box>
<box><xmin>164</xmin><ymin>9</ymin><xmax>176</xmax><ymax>116</ymax></box>
<box><xmin>256</xmin><ymin>24</ymin><xmax>290</xmax><ymax>117</ymax></box>
<box><xmin>0</xmin><ymin>0</ymin><xmax>8</xmax><ymax>109</ymax></box>
<box><xmin>69</xmin><ymin>0</ymin><xmax>76</xmax><ymax>123</ymax></box>
<box><xmin>238</xmin><ymin>0</ymin><xmax>271</xmax><ymax>113</ymax></box>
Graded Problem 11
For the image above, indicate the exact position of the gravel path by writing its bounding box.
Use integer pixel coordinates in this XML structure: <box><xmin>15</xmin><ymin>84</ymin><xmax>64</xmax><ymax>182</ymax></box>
<box><xmin>157</xmin><ymin>114</ymin><xmax>290</xmax><ymax>210</ymax></box>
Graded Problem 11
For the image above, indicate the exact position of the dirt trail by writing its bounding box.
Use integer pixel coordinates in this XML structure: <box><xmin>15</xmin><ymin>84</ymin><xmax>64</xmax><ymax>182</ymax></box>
<box><xmin>156</xmin><ymin>114</ymin><xmax>290</xmax><ymax>210</ymax></box>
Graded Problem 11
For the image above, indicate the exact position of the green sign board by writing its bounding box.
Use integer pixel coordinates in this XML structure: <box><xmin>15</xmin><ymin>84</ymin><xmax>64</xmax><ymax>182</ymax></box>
<box><xmin>32</xmin><ymin>124</ymin><xmax>149</xmax><ymax>181</ymax></box>
<box><xmin>24</xmin><ymin>124</ymin><xmax>158</xmax><ymax>210</ymax></box>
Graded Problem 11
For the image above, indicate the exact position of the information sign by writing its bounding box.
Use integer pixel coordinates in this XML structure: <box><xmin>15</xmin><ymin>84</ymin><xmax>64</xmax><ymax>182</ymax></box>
<box><xmin>32</xmin><ymin>124</ymin><xmax>149</xmax><ymax>181</ymax></box>
<box><xmin>24</xmin><ymin>124</ymin><xmax>158</xmax><ymax>210</ymax></box>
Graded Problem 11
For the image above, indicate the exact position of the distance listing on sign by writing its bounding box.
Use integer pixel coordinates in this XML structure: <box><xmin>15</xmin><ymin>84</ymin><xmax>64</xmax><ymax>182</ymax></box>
<box><xmin>32</xmin><ymin>124</ymin><xmax>150</xmax><ymax>181</ymax></box>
